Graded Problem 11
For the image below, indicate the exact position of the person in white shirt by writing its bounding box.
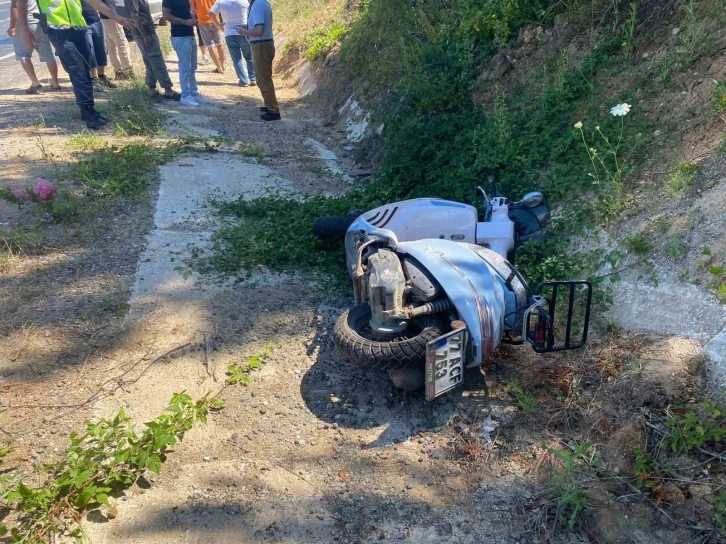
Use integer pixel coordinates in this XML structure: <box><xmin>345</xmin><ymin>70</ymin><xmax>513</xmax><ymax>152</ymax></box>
<box><xmin>210</xmin><ymin>0</ymin><xmax>255</xmax><ymax>86</ymax></box>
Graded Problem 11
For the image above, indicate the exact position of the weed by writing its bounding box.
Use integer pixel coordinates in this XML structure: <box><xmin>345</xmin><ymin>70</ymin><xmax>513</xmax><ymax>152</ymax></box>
<box><xmin>507</xmin><ymin>378</ymin><xmax>536</xmax><ymax>412</ymax></box>
<box><xmin>105</xmin><ymin>79</ymin><xmax>166</xmax><ymax>135</ymax></box>
<box><xmin>0</xmin><ymin>227</ymin><xmax>44</xmax><ymax>269</ymax></box>
<box><xmin>709</xmin><ymin>265</ymin><xmax>725</xmax><ymax>276</ymax></box>
<box><xmin>303</xmin><ymin>24</ymin><xmax>347</xmax><ymax>61</ymax></box>
<box><xmin>655</xmin><ymin>52</ymin><xmax>676</xmax><ymax>83</ymax></box>
<box><xmin>666</xmin><ymin>162</ymin><xmax>697</xmax><ymax>196</ymax></box>
<box><xmin>0</xmin><ymin>392</ymin><xmax>224</xmax><ymax>542</ymax></box>
<box><xmin>713</xmin><ymin>81</ymin><xmax>726</xmax><ymax>114</ymax></box>
<box><xmin>715</xmin><ymin>492</ymin><xmax>726</xmax><ymax>531</ymax></box>
<box><xmin>68</xmin><ymin>142</ymin><xmax>181</xmax><ymax>197</ymax></box>
<box><xmin>226</xmin><ymin>344</ymin><xmax>273</xmax><ymax>385</ymax></box>
<box><xmin>717</xmin><ymin>284</ymin><xmax>726</xmax><ymax>304</ymax></box>
<box><xmin>665</xmin><ymin>402</ymin><xmax>726</xmax><ymax>453</ymax></box>
<box><xmin>67</xmin><ymin>131</ymin><xmax>105</xmax><ymax>151</ymax></box>
<box><xmin>157</xmin><ymin>27</ymin><xmax>172</xmax><ymax>57</ymax></box>
<box><xmin>624</xmin><ymin>232</ymin><xmax>650</xmax><ymax>255</ymax></box>
<box><xmin>619</xmin><ymin>1</ymin><xmax>639</xmax><ymax>60</ymax></box>
<box><xmin>664</xmin><ymin>236</ymin><xmax>687</xmax><ymax>259</ymax></box>
<box><xmin>237</xmin><ymin>141</ymin><xmax>265</xmax><ymax>162</ymax></box>
<box><xmin>678</xmin><ymin>0</ymin><xmax>707</xmax><ymax>63</ymax></box>
<box><xmin>545</xmin><ymin>441</ymin><xmax>599</xmax><ymax>528</ymax></box>
<box><xmin>633</xmin><ymin>446</ymin><xmax>663</xmax><ymax>496</ymax></box>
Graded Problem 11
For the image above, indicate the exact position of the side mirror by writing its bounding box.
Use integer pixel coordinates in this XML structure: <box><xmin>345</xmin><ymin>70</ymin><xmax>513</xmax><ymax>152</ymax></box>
<box><xmin>521</xmin><ymin>191</ymin><xmax>544</xmax><ymax>208</ymax></box>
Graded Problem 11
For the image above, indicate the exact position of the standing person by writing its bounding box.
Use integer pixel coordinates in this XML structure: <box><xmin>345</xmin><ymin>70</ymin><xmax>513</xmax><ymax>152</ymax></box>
<box><xmin>196</xmin><ymin>25</ymin><xmax>210</xmax><ymax>64</ymax></box>
<box><xmin>81</xmin><ymin>0</ymin><xmax>118</xmax><ymax>89</ymax></box>
<box><xmin>190</xmin><ymin>0</ymin><xmax>224</xmax><ymax>74</ymax></box>
<box><xmin>17</xmin><ymin>0</ymin><xmax>131</xmax><ymax>129</ymax></box>
<box><xmin>101</xmin><ymin>0</ymin><xmax>133</xmax><ymax>79</ymax></box>
<box><xmin>209</xmin><ymin>0</ymin><xmax>255</xmax><ymax>87</ymax></box>
<box><xmin>235</xmin><ymin>0</ymin><xmax>278</xmax><ymax>120</ymax></box>
<box><xmin>162</xmin><ymin>0</ymin><xmax>210</xmax><ymax>107</ymax></box>
<box><xmin>7</xmin><ymin>0</ymin><xmax>62</xmax><ymax>94</ymax></box>
<box><xmin>124</xmin><ymin>0</ymin><xmax>180</xmax><ymax>99</ymax></box>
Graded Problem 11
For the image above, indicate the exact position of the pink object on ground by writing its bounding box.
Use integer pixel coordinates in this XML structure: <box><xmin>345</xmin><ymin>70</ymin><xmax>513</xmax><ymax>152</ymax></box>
<box><xmin>33</xmin><ymin>178</ymin><xmax>56</xmax><ymax>201</ymax></box>
<box><xmin>11</xmin><ymin>187</ymin><xmax>30</xmax><ymax>200</ymax></box>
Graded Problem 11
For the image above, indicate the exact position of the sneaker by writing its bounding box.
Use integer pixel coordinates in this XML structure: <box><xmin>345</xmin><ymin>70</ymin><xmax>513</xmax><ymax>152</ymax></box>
<box><xmin>238</xmin><ymin>81</ymin><xmax>249</xmax><ymax>87</ymax></box>
<box><xmin>260</xmin><ymin>111</ymin><xmax>281</xmax><ymax>121</ymax></box>
<box><xmin>249</xmin><ymin>80</ymin><xmax>257</xmax><ymax>87</ymax></box>
<box><xmin>199</xmin><ymin>55</ymin><xmax>211</xmax><ymax>65</ymax></box>
<box><xmin>180</xmin><ymin>96</ymin><xmax>200</xmax><ymax>107</ymax></box>
<box><xmin>193</xmin><ymin>94</ymin><xmax>211</xmax><ymax>104</ymax></box>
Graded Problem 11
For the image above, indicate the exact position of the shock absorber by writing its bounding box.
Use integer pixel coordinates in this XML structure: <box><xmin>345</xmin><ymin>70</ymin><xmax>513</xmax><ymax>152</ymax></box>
<box><xmin>406</xmin><ymin>298</ymin><xmax>452</xmax><ymax>318</ymax></box>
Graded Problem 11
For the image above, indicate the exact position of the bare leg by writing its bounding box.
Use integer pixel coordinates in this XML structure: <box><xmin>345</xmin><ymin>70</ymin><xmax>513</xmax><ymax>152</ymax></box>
<box><xmin>19</xmin><ymin>59</ymin><xmax>41</xmax><ymax>87</ymax></box>
<box><xmin>46</xmin><ymin>62</ymin><xmax>60</xmax><ymax>87</ymax></box>
<box><xmin>215</xmin><ymin>44</ymin><xmax>225</xmax><ymax>71</ymax></box>
<box><xmin>208</xmin><ymin>44</ymin><xmax>224</xmax><ymax>73</ymax></box>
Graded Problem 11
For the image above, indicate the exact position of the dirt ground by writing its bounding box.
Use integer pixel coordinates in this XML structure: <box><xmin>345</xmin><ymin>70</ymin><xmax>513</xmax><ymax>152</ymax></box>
<box><xmin>0</xmin><ymin>28</ymin><xmax>724</xmax><ymax>544</ymax></box>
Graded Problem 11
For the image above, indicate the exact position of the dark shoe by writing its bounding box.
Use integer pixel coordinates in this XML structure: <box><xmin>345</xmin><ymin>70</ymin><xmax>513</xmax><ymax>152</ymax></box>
<box><xmin>99</xmin><ymin>75</ymin><xmax>118</xmax><ymax>89</ymax></box>
<box><xmin>92</xmin><ymin>78</ymin><xmax>104</xmax><ymax>93</ymax></box>
<box><xmin>80</xmin><ymin>106</ymin><xmax>107</xmax><ymax>129</ymax></box>
<box><xmin>260</xmin><ymin>111</ymin><xmax>281</xmax><ymax>121</ymax></box>
<box><xmin>115</xmin><ymin>70</ymin><xmax>133</xmax><ymax>80</ymax></box>
<box><xmin>260</xmin><ymin>106</ymin><xmax>269</xmax><ymax>113</ymax></box>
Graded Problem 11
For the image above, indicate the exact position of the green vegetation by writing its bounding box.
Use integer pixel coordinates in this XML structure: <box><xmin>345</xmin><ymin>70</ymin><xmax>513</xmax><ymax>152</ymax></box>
<box><xmin>226</xmin><ymin>344</ymin><xmax>273</xmax><ymax>385</ymax></box>
<box><xmin>666</xmin><ymin>162</ymin><xmax>698</xmax><ymax>196</ymax></box>
<box><xmin>624</xmin><ymin>232</ymin><xmax>650</xmax><ymax>255</ymax></box>
<box><xmin>106</xmin><ymin>79</ymin><xmax>166</xmax><ymax>136</ymax></box>
<box><xmin>302</xmin><ymin>24</ymin><xmax>347</xmax><ymax>61</ymax></box>
<box><xmin>507</xmin><ymin>378</ymin><xmax>536</xmax><ymax>412</ymax></box>
<box><xmin>665</xmin><ymin>402</ymin><xmax>726</xmax><ymax>453</ymax></box>
<box><xmin>69</xmin><ymin>142</ymin><xmax>181</xmax><ymax>198</ymax></box>
<box><xmin>546</xmin><ymin>441</ymin><xmax>599</xmax><ymax>528</ymax></box>
<box><xmin>0</xmin><ymin>392</ymin><xmax>224</xmax><ymax>543</ymax></box>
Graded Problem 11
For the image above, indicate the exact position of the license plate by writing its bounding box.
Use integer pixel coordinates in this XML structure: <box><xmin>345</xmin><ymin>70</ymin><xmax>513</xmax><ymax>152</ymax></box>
<box><xmin>425</xmin><ymin>327</ymin><xmax>467</xmax><ymax>401</ymax></box>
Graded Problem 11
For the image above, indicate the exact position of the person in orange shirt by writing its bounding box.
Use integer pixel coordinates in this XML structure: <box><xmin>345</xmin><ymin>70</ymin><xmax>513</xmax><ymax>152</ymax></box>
<box><xmin>190</xmin><ymin>0</ymin><xmax>225</xmax><ymax>73</ymax></box>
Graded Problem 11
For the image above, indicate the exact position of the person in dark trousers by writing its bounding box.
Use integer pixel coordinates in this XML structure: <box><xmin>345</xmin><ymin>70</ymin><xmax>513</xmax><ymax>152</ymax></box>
<box><xmin>234</xmin><ymin>0</ymin><xmax>278</xmax><ymax>120</ymax></box>
<box><xmin>17</xmin><ymin>0</ymin><xmax>131</xmax><ymax>129</ymax></box>
<box><xmin>81</xmin><ymin>0</ymin><xmax>118</xmax><ymax>90</ymax></box>
<box><xmin>123</xmin><ymin>0</ymin><xmax>180</xmax><ymax>99</ymax></box>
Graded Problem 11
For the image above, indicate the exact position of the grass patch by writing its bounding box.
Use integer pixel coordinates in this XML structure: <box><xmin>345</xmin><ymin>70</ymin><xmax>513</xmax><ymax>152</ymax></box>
<box><xmin>302</xmin><ymin>24</ymin><xmax>347</xmax><ymax>61</ymax></box>
<box><xmin>67</xmin><ymin>131</ymin><xmax>106</xmax><ymax>151</ymax></box>
<box><xmin>105</xmin><ymin>79</ymin><xmax>166</xmax><ymax>135</ymax></box>
<box><xmin>68</xmin><ymin>142</ymin><xmax>181</xmax><ymax>198</ymax></box>
<box><xmin>666</xmin><ymin>162</ymin><xmax>697</xmax><ymax>196</ymax></box>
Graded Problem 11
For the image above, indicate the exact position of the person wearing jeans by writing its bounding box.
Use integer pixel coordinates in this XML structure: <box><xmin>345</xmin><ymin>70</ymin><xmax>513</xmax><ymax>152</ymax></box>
<box><xmin>209</xmin><ymin>0</ymin><xmax>255</xmax><ymax>86</ymax></box>
<box><xmin>235</xmin><ymin>0</ymin><xmax>278</xmax><ymax>120</ymax></box>
<box><xmin>81</xmin><ymin>0</ymin><xmax>118</xmax><ymax>89</ymax></box>
<box><xmin>162</xmin><ymin>0</ymin><xmax>210</xmax><ymax>106</ymax></box>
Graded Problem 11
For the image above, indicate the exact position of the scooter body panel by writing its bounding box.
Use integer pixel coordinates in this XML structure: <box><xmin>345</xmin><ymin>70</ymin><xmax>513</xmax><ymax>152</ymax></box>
<box><xmin>362</xmin><ymin>199</ymin><xmax>478</xmax><ymax>244</ymax></box>
<box><xmin>396</xmin><ymin>239</ymin><xmax>506</xmax><ymax>367</ymax></box>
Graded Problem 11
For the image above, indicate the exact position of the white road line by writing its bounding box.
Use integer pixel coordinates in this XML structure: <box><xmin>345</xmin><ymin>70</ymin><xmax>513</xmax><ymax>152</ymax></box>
<box><xmin>0</xmin><ymin>52</ymin><xmax>15</xmax><ymax>60</ymax></box>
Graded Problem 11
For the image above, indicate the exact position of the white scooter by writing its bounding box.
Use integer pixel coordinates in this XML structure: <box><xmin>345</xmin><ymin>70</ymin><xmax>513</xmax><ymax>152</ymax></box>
<box><xmin>316</xmin><ymin>176</ymin><xmax>592</xmax><ymax>399</ymax></box>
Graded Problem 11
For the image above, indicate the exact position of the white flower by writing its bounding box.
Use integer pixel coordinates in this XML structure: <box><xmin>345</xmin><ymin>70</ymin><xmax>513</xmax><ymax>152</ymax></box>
<box><xmin>610</xmin><ymin>103</ymin><xmax>631</xmax><ymax>117</ymax></box>
<box><xmin>574</xmin><ymin>121</ymin><xmax>583</xmax><ymax>129</ymax></box>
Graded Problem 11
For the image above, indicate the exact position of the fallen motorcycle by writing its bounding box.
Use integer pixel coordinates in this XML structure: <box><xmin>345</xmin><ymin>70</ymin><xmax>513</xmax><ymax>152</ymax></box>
<box><xmin>315</xmin><ymin>176</ymin><xmax>592</xmax><ymax>399</ymax></box>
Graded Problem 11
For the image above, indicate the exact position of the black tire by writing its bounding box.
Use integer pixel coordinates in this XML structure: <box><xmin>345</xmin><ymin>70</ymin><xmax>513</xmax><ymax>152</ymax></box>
<box><xmin>334</xmin><ymin>304</ymin><xmax>444</xmax><ymax>371</ymax></box>
<box><xmin>313</xmin><ymin>215</ymin><xmax>357</xmax><ymax>239</ymax></box>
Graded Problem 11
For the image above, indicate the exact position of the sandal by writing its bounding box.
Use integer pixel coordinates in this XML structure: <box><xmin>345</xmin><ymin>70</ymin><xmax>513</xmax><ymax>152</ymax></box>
<box><xmin>26</xmin><ymin>85</ymin><xmax>42</xmax><ymax>94</ymax></box>
<box><xmin>212</xmin><ymin>68</ymin><xmax>224</xmax><ymax>74</ymax></box>
<box><xmin>162</xmin><ymin>91</ymin><xmax>181</xmax><ymax>101</ymax></box>
<box><xmin>49</xmin><ymin>84</ymin><xmax>64</xmax><ymax>91</ymax></box>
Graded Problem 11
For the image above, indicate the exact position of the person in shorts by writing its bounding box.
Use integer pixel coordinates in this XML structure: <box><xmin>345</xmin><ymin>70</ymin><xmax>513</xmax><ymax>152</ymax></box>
<box><xmin>191</xmin><ymin>0</ymin><xmax>225</xmax><ymax>73</ymax></box>
<box><xmin>8</xmin><ymin>0</ymin><xmax>61</xmax><ymax>94</ymax></box>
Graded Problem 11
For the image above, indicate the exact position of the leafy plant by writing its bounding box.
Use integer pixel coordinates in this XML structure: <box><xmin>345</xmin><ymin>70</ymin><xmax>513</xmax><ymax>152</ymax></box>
<box><xmin>624</xmin><ymin>232</ymin><xmax>650</xmax><ymax>255</ymax></box>
<box><xmin>633</xmin><ymin>446</ymin><xmax>662</xmax><ymax>496</ymax></box>
<box><xmin>0</xmin><ymin>392</ymin><xmax>224</xmax><ymax>542</ymax></box>
<box><xmin>666</xmin><ymin>162</ymin><xmax>697</xmax><ymax>196</ymax></box>
<box><xmin>69</xmin><ymin>142</ymin><xmax>181</xmax><ymax>198</ymax></box>
<box><xmin>507</xmin><ymin>377</ymin><xmax>536</xmax><ymax>412</ymax></box>
<box><xmin>620</xmin><ymin>1</ymin><xmax>639</xmax><ymax>60</ymax></box>
<box><xmin>546</xmin><ymin>441</ymin><xmax>599</xmax><ymax>528</ymax></box>
<box><xmin>665</xmin><ymin>402</ymin><xmax>726</xmax><ymax>453</ymax></box>
<box><xmin>303</xmin><ymin>24</ymin><xmax>347</xmax><ymax>61</ymax></box>
<box><xmin>106</xmin><ymin>79</ymin><xmax>166</xmax><ymax>135</ymax></box>
<box><xmin>226</xmin><ymin>344</ymin><xmax>273</xmax><ymax>385</ymax></box>
<box><xmin>713</xmin><ymin>81</ymin><xmax>726</xmax><ymax>114</ymax></box>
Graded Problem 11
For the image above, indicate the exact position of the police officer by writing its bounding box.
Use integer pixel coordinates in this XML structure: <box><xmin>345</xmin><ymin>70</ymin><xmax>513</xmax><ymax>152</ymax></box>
<box><xmin>17</xmin><ymin>0</ymin><xmax>131</xmax><ymax>129</ymax></box>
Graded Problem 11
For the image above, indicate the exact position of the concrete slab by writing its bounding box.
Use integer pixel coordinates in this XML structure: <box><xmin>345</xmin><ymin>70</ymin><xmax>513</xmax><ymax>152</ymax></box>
<box><xmin>154</xmin><ymin>156</ymin><xmax>296</xmax><ymax>230</ymax></box>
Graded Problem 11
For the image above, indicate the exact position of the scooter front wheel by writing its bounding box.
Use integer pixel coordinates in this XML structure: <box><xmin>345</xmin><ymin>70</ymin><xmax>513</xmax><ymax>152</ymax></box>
<box><xmin>334</xmin><ymin>304</ymin><xmax>443</xmax><ymax>371</ymax></box>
